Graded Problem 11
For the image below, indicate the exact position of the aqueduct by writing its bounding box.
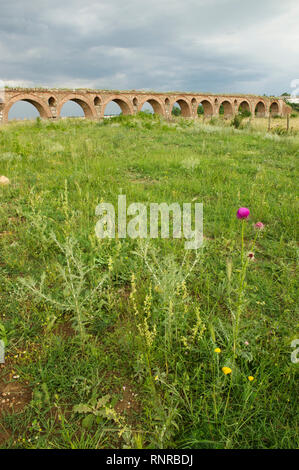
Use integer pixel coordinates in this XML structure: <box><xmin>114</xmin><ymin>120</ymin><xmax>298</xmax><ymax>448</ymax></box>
<box><xmin>0</xmin><ymin>88</ymin><xmax>291</xmax><ymax>123</ymax></box>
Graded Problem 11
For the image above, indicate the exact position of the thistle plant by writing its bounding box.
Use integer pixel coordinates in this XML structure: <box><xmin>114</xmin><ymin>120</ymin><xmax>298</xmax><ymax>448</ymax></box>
<box><xmin>130</xmin><ymin>273</ymin><xmax>157</xmax><ymax>390</ymax></box>
<box><xmin>134</xmin><ymin>241</ymin><xmax>203</xmax><ymax>361</ymax></box>
<box><xmin>232</xmin><ymin>208</ymin><xmax>264</xmax><ymax>356</ymax></box>
<box><xmin>18</xmin><ymin>233</ymin><xmax>107</xmax><ymax>343</ymax></box>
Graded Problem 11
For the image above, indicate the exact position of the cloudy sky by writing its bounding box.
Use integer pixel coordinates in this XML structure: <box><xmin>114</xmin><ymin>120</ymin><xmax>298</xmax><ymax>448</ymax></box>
<box><xmin>1</xmin><ymin>0</ymin><xmax>299</xmax><ymax>116</ymax></box>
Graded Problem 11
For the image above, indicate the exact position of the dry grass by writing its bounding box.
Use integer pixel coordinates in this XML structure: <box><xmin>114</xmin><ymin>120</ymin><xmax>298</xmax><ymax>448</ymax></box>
<box><xmin>249</xmin><ymin>115</ymin><xmax>299</xmax><ymax>132</ymax></box>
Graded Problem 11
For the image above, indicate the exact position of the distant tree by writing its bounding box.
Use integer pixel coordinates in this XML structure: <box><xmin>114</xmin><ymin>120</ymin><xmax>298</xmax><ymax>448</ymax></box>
<box><xmin>239</xmin><ymin>109</ymin><xmax>251</xmax><ymax>118</ymax></box>
<box><xmin>172</xmin><ymin>106</ymin><xmax>181</xmax><ymax>116</ymax></box>
<box><xmin>197</xmin><ymin>105</ymin><xmax>204</xmax><ymax>115</ymax></box>
<box><xmin>231</xmin><ymin>114</ymin><xmax>244</xmax><ymax>129</ymax></box>
<box><xmin>281</xmin><ymin>92</ymin><xmax>290</xmax><ymax>96</ymax></box>
<box><xmin>287</xmin><ymin>101</ymin><xmax>299</xmax><ymax>113</ymax></box>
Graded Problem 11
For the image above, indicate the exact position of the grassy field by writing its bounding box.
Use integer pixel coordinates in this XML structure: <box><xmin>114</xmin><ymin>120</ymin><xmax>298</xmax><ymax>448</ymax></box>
<box><xmin>0</xmin><ymin>113</ymin><xmax>298</xmax><ymax>449</ymax></box>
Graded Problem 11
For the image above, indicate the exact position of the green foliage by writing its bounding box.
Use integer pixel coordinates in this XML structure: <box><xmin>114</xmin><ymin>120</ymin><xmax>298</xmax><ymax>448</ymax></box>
<box><xmin>270</xmin><ymin>125</ymin><xmax>290</xmax><ymax>136</ymax></box>
<box><xmin>172</xmin><ymin>106</ymin><xmax>181</xmax><ymax>116</ymax></box>
<box><xmin>287</xmin><ymin>101</ymin><xmax>299</xmax><ymax>113</ymax></box>
<box><xmin>240</xmin><ymin>109</ymin><xmax>251</xmax><ymax>118</ymax></box>
<box><xmin>231</xmin><ymin>114</ymin><xmax>244</xmax><ymax>129</ymax></box>
<box><xmin>35</xmin><ymin>117</ymin><xmax>42</xmax><ymax>128</ymax></box>
<box><xmin>219</xmin><ymin>104</ymin><xmax>224</xmax><ymax>115</ymax></box>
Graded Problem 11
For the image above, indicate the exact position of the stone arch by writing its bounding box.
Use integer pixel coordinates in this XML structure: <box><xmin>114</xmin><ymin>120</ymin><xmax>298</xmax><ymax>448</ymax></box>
<box><xmin>102</xmin><ymin>95</ymin><xmax>133</xmax><ymax>117</ymax></box>
<box><xmin>171</xmin><ymin>98</ymin><xmax>192</xmax><ymax>117</ymax></box>
<box><xmin>4</xmin><ymin>94</ymin><xmax>52</xmax><ymax>122</ymax></box>
<box><xmin>138</xmin><ymin>97</ymin><xmax>165</xmax><ymax>116</ymax></box>
<box><xmin>57</xmin><ymin>94</ymin><xmax>96</xmax><ymax>119</ymax></box>
<box><xmin>219</xmin><ymin>100</ymin><xmax>233</xmax><ymax>117</ymax></box>
<box><xmin>270</xmin><ymin>101</ymin><xmax>279</xmax><ymax>116</ymax></box>
<box><xmin>238</xmin><ymin>100</ymin><xmax>251</xmax><ymax>114</ymax></box>
<box><xmin>198</xmin><ymin>99</ymin><xmax>213</xmax><ymax>117</ymax></box>
<box><xmin>255</xmin><ymin>101</ymin><xmax>266</xmax><ymax>117</ymax></box>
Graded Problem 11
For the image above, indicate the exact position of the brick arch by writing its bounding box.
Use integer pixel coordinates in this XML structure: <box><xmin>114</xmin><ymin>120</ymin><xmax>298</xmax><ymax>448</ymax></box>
<box><xmin>138</xmin><ymin>96</ymin><xmax>165</xmax><ymax>116</ymax></box>
<box><xmin>198</xmin><ymin>98</ymin><xmax>214</xmax><ymax>116</ymax></box>
<box><xmin>219</xmin><ymin>99</ymin><xmax>234</xmax><ymax>117</ymax></box>
<box><xmin>270</xmin><ymin>101</ymin><xmax>279</xmax><ymax>116</ymax></box>
<box><xmin>238</xmin><ymin>99</ymin><xmax>251</xmax><ymax>114</ymax></box>
<box><xmin>101</xmin><ymin>95</ymin><xmax>133</xmax><ymax>117</ymax></box>
<box><xmin>57</xmin><ymin>94</ymin><xmax>96</xmax><ymax>119</ymax></box>
<box><xmin>254</xmin><ymin>100</ymin><xmax>266</xmax><ymax>117</ymax></box>
<box><xmin>171</xmin><ymin>97</ymin><xmax>192</xmax><ymax>117</ymax></box>
<box><xmin>4</xmin><ymin>94</ymin><xmax>52</xmax><ymax>121</ymax></box>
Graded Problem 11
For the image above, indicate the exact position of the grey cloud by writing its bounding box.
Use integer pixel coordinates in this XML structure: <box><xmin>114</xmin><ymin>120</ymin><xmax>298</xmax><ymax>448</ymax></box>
<box><xmin>0</xmin><ymin>0</ymin><xmax>298</xmax><ymax>95</ymax></box>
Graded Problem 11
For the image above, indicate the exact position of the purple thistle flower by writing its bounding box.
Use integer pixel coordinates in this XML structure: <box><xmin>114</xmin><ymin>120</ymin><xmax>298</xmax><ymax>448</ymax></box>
<box><xmin>236</xmin><ymin>207</ymin><xmax>250</xmax><ymax>219</ymax></box>
<box><xmin>255</xmin><ymin>222</ymin><xmax>265</xmax><ymax>230</ymax></box>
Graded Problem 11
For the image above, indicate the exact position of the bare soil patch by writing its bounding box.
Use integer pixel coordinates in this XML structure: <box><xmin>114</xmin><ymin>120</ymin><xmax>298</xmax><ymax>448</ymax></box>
<box><xmin>0</xmin><ymin>380</ymin><xmax>32</xmax><ymax>415</ymax></box>
<box><xmin>114</xmin><ymin>381</ymin><xmax>141</xmax><ymax>418</ymax></box>
<box><xmin>52</xmin><ymin>321</ymin><xmax>75</xmax><ymax>339</ymax></box>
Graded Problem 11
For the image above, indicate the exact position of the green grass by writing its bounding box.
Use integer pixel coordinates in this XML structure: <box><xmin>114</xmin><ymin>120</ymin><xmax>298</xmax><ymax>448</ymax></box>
<box><xmin>0</xmin><ymin>113</ymin><xmax>298</xmax><ymax>449</ymax></box>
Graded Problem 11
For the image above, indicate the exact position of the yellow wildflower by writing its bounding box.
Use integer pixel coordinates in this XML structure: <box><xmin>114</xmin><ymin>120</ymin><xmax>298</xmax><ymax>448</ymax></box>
<box><xmin>214</xmin><ymin>348</ymin><xmax>221</xmax><ymax>353</ymax></box>
<box><xmin>248</xmin><ymin>376</ymin><xmax>254</xmax><ymax>382</ymax></box>
<box><xmin>222</xmin><ymin>366</ymin><xmax>232</xmax><ymax>375</ymax></box>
